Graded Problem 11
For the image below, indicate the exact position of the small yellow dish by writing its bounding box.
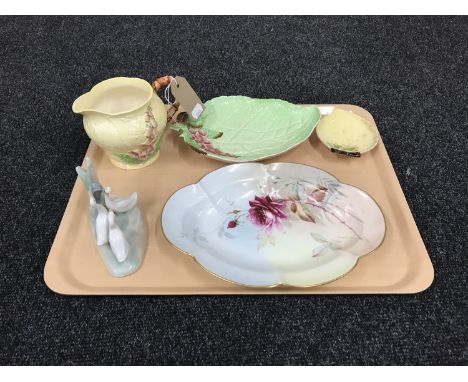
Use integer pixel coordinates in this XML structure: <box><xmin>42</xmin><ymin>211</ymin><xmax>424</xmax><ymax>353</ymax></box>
<box><xmin>316</xmin><ymin>108</ymin><xmax>379</xmax><ymax>157</ymax></box>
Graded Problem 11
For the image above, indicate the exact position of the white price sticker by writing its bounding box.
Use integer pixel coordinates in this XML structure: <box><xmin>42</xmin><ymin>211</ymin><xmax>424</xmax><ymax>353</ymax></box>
<box><xmin>191</xmin><ymin>103</ymin><xmax>204</xmax><ymax>119</ymax></box>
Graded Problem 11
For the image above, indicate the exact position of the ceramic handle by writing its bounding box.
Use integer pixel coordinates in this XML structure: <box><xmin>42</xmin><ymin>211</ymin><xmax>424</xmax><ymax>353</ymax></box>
<box><xmin>152</xmin><ymin>75</ymin><xmax>172</xmax><ymax>92</ymax></box>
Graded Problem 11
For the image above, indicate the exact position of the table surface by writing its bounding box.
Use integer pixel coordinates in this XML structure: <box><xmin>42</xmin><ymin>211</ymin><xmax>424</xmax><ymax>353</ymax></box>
<box><xmin>0</xmin><ymin>16</ymin><xmax>466</xmax><ymax>365</ymax></box>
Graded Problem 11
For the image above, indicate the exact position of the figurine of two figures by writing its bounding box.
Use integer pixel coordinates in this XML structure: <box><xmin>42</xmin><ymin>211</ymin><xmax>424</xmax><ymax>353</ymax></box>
<box><xmin>76</xmin><ymin>157</ymin><xmax>147</xmax><ymax>277</ymax></box>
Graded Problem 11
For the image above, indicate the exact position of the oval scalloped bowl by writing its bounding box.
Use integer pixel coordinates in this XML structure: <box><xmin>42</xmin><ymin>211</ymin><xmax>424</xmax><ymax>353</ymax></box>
<box><xmin>162</xmin><ymin>163</ymin><xmax>386</xmax><ymax>288</ymax></box>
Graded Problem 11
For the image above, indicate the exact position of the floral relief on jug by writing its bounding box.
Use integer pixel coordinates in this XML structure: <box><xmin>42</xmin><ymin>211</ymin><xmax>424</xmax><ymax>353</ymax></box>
<box><xmin>72</xmin><ymin>77</ymin><xmax>168</xmax><ymax>170</ymax></box>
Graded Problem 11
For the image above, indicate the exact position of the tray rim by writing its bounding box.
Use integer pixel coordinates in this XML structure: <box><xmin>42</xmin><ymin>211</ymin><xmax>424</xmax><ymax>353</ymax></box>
<box><xmin>44</xmin><ymin>103</ymin><xmax>434</xmax><ymax>295</ymax></box>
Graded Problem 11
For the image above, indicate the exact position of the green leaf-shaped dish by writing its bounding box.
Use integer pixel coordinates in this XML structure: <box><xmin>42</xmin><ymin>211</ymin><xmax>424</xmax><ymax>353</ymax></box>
<box><xmin>170</xmin><ymin>96</ymin><xmax>321</xmax><ymax>162</ymax></box>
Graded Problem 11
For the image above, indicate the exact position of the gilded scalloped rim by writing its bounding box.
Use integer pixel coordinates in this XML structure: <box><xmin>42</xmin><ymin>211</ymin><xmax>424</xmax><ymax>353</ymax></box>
<box><xmin>161</xmin><ymin>163</ymin><xmax>387</xmax><ymax>289</ymax></box>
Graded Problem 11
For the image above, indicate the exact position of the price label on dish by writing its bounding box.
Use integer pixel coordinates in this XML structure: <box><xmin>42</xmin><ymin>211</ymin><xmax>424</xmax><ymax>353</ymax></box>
<box><xmin>170</xmin><ymin>76</ymin><xmax>205</xmax><ymax>120</ymax></box>
<box><xmin>331</xmin><ymin>147</ymin><xmax>361</xmax><ymax>157</ymax></box>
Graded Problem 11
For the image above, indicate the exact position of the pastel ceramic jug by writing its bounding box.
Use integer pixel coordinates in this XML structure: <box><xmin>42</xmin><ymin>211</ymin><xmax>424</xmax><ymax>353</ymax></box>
<box><xmin>73</xmin><ymin>77</ymin><xmax>169</xmax><ymax>169</ymax></box>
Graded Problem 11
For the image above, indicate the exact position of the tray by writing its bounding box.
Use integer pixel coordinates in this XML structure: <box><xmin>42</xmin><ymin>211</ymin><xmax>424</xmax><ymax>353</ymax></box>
<box><xmin>44</xmin><ymin>104</ymin><xmax>433</xmax><ymax>294</ymax></box>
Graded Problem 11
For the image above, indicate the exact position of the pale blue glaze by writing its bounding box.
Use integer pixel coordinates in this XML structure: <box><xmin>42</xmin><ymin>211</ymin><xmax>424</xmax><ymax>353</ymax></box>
<box><xmin>76</xmin><ymin>157</ymin><xmax>147</xmax><ymax>277</ymax></box>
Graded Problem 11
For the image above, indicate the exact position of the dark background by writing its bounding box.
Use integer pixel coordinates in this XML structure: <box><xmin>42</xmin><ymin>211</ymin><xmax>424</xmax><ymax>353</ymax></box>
<box><xmin>0</xmin><ymin>16</ymin><xmax>467</xmax><ymax>365</ymax></box>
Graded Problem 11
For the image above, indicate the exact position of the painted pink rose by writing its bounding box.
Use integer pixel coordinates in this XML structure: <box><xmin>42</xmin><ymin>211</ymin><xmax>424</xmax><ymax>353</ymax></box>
<box><xmin>247</xmin><ymin>195</ymin><xmax>288</xmax><ymax>231</ymax></box>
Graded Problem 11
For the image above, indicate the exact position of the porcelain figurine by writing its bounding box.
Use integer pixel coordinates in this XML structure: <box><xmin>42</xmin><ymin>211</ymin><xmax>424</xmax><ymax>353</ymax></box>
<box><xmin>72</xmin><ymin>77</ymin><xmax>172</xmax><ymax>170</ymax></box>
<box><xmin>76</xmin><ymin>156</ymin><xmax>147</xmax><ymax>277</ymax></box>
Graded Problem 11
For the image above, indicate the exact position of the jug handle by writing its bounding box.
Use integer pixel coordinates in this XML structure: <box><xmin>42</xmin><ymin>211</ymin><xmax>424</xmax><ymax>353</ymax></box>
<box><xmin>152</xmin><ymin>75</ymin><xmax>182</xmax><ymax>124</ymax></box>
<box><xmin>152</xmin><ymin>75</ymin><xmax>172</xmax><ymax>92</ymax></box>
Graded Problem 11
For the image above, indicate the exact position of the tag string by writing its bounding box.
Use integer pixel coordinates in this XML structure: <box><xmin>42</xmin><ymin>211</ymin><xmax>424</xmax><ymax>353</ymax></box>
<box><xmin>164</xmin><ymin>76</ymin><xmax>177</xmax><ymax>105</ymax></box>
